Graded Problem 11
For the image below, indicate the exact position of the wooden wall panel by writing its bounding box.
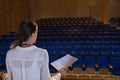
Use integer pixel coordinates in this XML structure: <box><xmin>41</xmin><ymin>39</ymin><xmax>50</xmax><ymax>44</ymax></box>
<box><xmin>40</xmin><ymin>0</ymin><xmax>65</xmax><ymax>18</ymax></box>
<box><xmin>0</xmin><ymin>0</ymin><xmax>30</xmax><ymax>35</ymax></box>
<box><xmin>76</xmin><ymin>0</ymin><xmax>91</xmax><ymax>17</ymax></box>
<box><xmin>0</xmin><ymin>0</ymin><xmax>4</xmax><ymax>34</ymax></box>
<box><xmin>29</xmin><ymin>0</ymin><xmax>42</xmax><ymax>20</ymax></box>
<box><xmin>1</xmin><ymin>0</ymin><xmax>120</xmax><ymax>34</ymax></box>
<box><xmin>64</xmin><ymin>0</ymin><xmax>77</xmax><ymax>17</ymax></box>
<box><xmin>29</xmin><ymin>0</ymin><xmax>99</xmax><ymax>19</ymax></box>
<box><xmin>107</xmin><ymin>0</ymin><xmax>120</xmax><ymax>19</ymax></box>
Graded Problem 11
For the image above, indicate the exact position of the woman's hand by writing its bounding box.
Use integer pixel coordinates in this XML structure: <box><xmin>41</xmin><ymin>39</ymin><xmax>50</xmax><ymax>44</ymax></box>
<box><xmin>52</xmin><ymin>68</ymin><xmax>66</xmax><ymax>77</ymax></box>
<box><xmin>57</xmin><ymin>68</ymin><xmax>66</xmax><ymax>75</ymax></box>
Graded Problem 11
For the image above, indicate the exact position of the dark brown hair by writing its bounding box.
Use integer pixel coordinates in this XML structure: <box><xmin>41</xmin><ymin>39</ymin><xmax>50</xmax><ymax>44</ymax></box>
<box><xmin>10</xmin><ymin>20</ymin><xmax>38</xmax><ymax>48</ymax></box>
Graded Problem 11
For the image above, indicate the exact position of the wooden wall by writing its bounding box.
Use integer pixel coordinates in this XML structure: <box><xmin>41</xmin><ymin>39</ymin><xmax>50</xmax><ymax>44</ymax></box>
<box><xmin>0</xmin><ymin>0</ymin><xmax>30</xmax><ymax>34</ymax></box>
<box><xmin>0</xmin><ymin>0</ymin><xmax>120</xmax><ymax>34</ymax></box>
<box><xmin>29</xmin><ymin>0</ymin><xmax>109</xmax><ymax>22</ymax></box>
<box><xmin>107</xmin><ymin>0</ymin><xmax>120</xmax><ymax>18</ymax></box>
<box><xmin>29</xmin><ymin>0</ymin><xmax>98</xmax><ymax>18</ymax></box>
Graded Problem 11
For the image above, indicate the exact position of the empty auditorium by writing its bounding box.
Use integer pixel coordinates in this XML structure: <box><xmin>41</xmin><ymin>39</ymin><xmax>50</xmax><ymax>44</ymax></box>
<box><xmin>0</xmin><ymin>0</ymin><xmax>120</xmax><ymax>80</ymax></box>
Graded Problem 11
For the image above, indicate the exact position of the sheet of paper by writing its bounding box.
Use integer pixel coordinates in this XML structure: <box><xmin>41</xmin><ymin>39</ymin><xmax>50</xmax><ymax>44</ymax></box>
<box><xmin>50</xmin><ymin>54</ymin><xmax>78</xmax><ymax>70</ymax></box>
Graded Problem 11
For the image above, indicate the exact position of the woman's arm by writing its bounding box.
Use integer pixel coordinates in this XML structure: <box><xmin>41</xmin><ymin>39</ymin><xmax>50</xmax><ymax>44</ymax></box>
<box><xmin>40</xmin><ymin>50</ymin><xmax>61</xmax><ymax>80</ymax></box>
<box><xmin>6</xmin><ymin>53</ymin><xmax>13</xmax><ymax>80</ymax></box>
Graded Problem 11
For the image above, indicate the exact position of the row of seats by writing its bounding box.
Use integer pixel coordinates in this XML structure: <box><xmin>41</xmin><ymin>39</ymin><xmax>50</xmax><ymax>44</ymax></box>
<box><xmin>109</xmin><ymin>17</ymin><xmax>120</xmax><ymax>27</ymax></box>
<box><xmin>1</xmin><ymin>72</ymin><xmax>120</xmax><ymax>80</ymax></box>
<box><xmin>37</xmin><ymin>17</ymin><xmax>104</xmax><ymax>27</ymax></box>
<box><xmin>38</xmin><ymin>24</ymin><xmax>113</xmax><ymax>29</ymax></box>
<box><xmin>37</xmin><ymin>17</ymin><xmax>120</xmax><ymax>76</ymax></box>
<box><xmin>38</xmin><ymin>26</ymin><xmax>116</xmax><ymax>32</ymax></box>
<box><xmin>1</xmin><ymin>35</ymin><xmax>119</xmax><ymax>41</ymax></box>
<box><xmin>49</xmin><ymin>56</ymin><xmax>120</xmax><ymax>74</ymax></box>
<box><xmin>0</xmin><ymin>17</ymin><xmax>120</xmax><ymax>77</ymax></box>
<box><xmin>61</xmin><ymin>74</ymin><xmax>119</xmax><ymax>80</ymax></box>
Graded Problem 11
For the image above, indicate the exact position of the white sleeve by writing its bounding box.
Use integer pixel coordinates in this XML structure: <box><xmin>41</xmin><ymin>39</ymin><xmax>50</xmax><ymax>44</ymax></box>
<box><xmin>6</xmin><ymin>52</ymin><xmax>13</xmax><ymax>80</ymax></box>
<box><xmin>40</xmin><ymin>50</ymin><xmax>61</xmax><ymax>80</ymax></box>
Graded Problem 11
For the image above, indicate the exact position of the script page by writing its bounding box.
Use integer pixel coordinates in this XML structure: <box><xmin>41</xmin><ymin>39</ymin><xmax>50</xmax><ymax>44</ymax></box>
<box><xmin>51</xmin><ymin>54</ymin><xmax>78</xmax><ymax>70</ymax></box>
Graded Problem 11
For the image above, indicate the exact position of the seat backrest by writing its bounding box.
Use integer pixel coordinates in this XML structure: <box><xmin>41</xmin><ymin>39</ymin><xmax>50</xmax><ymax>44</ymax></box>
<box><xmin>73</xmin><ymin>67</ymin><xmax>82</xmax><ymax>74</ymax></box>
<box><xmin>97</xmin><ymin>57</ymin><xmax>108</xmax><ymax>68</ymax></box>
<box><xmin>84</xmin><ymin>57</ymin><xmax>95</xmax><ymax>67</ymax></box>
<box><xmin>65</xmin><ymin>74</ymin><xmax>77</xmax><ymax>80</ymax></box>
<box><xmin>91</xmin><ymin>75</ymin><xmax>103</xmax><ymax>80</ymax></box>
<box><xmin>104</xmin><ymin>76</ymin><xmax>116</xmax><ymax>80</ymax></box>
<box><xmin>110</xmin><ymin>57</ymin><xmax>120</xmax><ymax>66</ymax></box>
<box><xmin>78</xmin><ymin>75</ymin><xmax>90</xmax><ymax>80</ymax></box>
<box><xmin>99</xmin><ymin>68</ymin><xmax>109</xmax><ymax>75</ymax></box>
<box><xmin>73</xmin><ymin>57</ymin><xmax>82</xmax><ymax>67</ymax></box>
<box><xmin>86</xmin><ymin>67</ymin><xmax>95</xmax><ymax>74</ymax></box>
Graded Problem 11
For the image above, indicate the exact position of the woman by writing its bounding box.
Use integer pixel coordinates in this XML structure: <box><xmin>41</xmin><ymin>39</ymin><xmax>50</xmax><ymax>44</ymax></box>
<box><xmin>6</xmin><ymin>20</ymin><xmax>64</xmax><ymax>80</ymax></box>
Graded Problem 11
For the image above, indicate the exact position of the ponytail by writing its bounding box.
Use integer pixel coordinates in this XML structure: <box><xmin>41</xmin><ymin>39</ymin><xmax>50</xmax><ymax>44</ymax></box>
<box><xmin>10</xmin><ymin>20</ymin><xmax>38</xmax><ymax>49</ymax></box>
<box><xmin>10</xmin><ymin>40</ymin><xmax>21</xmax><ymax>49</ymax></box>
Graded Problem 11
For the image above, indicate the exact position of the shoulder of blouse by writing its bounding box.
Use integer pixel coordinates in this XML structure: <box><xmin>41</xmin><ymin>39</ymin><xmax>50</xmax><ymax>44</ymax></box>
<box><xmin>33</xmin><ymin>46</ymin><xmax>49</xmax><ymax>58</ymax></box>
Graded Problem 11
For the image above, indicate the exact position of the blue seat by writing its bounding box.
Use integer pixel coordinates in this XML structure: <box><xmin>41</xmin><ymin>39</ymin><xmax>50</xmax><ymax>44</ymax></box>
<box><xmin>66</xmin><ymin>36</ymin><xmax>73</xmax><ymax>41</ymax></box>
<box><xmin>77</xmin><ymin>41</ymin><xmax>84</xmax><ymax>46</ymax></box>
<box><xmin>110</xmin><ymin>57</ymin><xmax>120</xmax><ymax>67</ymax></box>
<box><xmin>80</xmin><ymin>36</ymin><xmax>87</xmax><ymax>40</ymax></box>
<box><xmin>111</xmin><ymin>41</ymin><xmax>120</xmax><ymax>47</ymax></box>
<box><xmin>111</xmin><ymin>47</ymin><xmax>120</xmax><ymax>56</ymax></box>
<box><xmin>80</xmin><ymin>46</ymin><xmax>91</xmax><ymax>56</ymax></box>
<box><xmin>83</xmin><ymin>57</ymin><xmax>96</xmax><ymax>67</ymax></box>
<box><xmin>101</xmin><ymin>47</ymin><xmax>111</xmax><ymax>57</ymax></box>
<box><xmin>35</xmin><ymin>41</ymin><xmax>45</xmax><ymax>48</ymax></box>
<box><xmin>111</xmin><ymin>36</ymin><xmax>118</xmax><ymax>40</ymax></box>
<box><xmin>111</xmin><ymin>66</ymin><xmax>120</xmax><ymax>76</ymax></box>
<box><xmin>54</xmin><ymin>41</ymin><xmax>61</xmax><ymax>46</ymax></box>
<box><xmin>61</xmin><ymin>41</ymin><xmax>68</xmax><ymax>46</ymax></box>
<box><xmin>73</xmin><ymin>57</ymin><xmax>82</xmax><ymax>67</ymax></box>
<box><xmin>69</xmin><ymin>41</ymin><xmax>76</xmax><ymax>47</ymax></box>
<box><xmin>95</xmin><ymin>36</ymin><xmax>103</xmax><ymax>40</ymax></box>
<box><xmin>88</xmin><ymin>36</ymin><xmax>95</xmax><ymax>40</ymax></box>
<box><xmin>46</xmin><ymin>41</ymin><xmax>53</xmax><ymax>46</ymax></box>
<box><xmin>73</xmin><ymin>36</ymin><xmax>80</xmax><ymax>41</ymax></box>
<box><xmin>0</xmin><ymin>41</ymin><xmax>10</xmax><ymax>47</ymax></box>
<box><xmin>47</xmin><ymin>46</ymin><xmax>55</xmax><ymax>55</ymax></box>
<box><xmin>90</xmin><ymin>47</ymin><xmax>100</xmax><ymax>57</ymax></box>
<box><xmin>93</xmin><ymin>41</ymin><xmax>102</xmax><ymax>46</ymax></box>
<box><xmin>0</xmin><ymin>56</ymin><xmax>4</xmax><ymax>66</ymax></box>
<box><xmin>103</xmin><ymin>41</ymin><xmax>110</xmax><ymax>47</ymax></box>
<box><xmin>73</xmin><ymin>46</ymin><xmax>82</xmax><ymax>54</ymax></box>
<box><xmin>103</xmin><ymin>36</ymin><xmax>110</xmax><ymax>40</ymax></box>
<box><xmin>97</xmin><ymin>57</ymin><xmax>109</xmax><ymax>68</ymax></box>
<box><xmin>109</xmin><ymin>57</ymin><xmax>120</xmax><ymax>75</ymax></box>
<box><xmin>55</xmin><ymin>46</ymin><xmax>64</xmax><ymax>54</ymax></box>
<box><xmin>84</xmin><ymin>41</ymin><xmax>93</xmax><ymax>46</ymax></box>
<box><xmin>65</xmin><ymin>46</ymin><xmax>73</xmax><ymax>54</ymax></box>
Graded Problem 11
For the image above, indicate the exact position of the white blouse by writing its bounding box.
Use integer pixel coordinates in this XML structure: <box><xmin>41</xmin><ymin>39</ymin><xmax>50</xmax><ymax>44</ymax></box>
<box><xmin>6</xmin><ymin>45</ymin><xmax>61</xmax><ymax>80</ymax></box>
